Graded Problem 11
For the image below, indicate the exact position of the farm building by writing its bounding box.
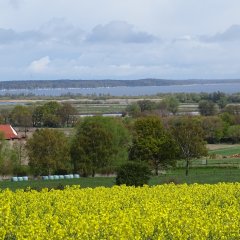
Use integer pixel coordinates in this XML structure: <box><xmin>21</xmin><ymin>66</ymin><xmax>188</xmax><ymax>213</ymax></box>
<box><xmin>0</xmin><ymin>124</ymin><xmax>19</xmax><ymax>140</ymax></box>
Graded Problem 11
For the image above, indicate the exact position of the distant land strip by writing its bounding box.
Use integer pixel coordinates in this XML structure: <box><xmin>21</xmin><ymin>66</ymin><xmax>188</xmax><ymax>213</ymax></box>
<box><xmin>0</xmin><ymin>79</ymin><xmax>240</xmax><ymax>90</ymax></box>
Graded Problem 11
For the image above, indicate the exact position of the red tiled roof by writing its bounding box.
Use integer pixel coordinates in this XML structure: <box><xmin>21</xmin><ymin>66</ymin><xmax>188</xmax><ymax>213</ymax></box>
<box><xmin>0</xmin><ymin>124</ymin><xmax>18</xmax><ymax>140</ymax></box>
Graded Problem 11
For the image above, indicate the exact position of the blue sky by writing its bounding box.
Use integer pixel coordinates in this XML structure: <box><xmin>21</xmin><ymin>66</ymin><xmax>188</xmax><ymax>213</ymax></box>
<box><xmin>1</xmin><ymin>0</ymin><xmax>240</xmax><ymax>80</ymax></box>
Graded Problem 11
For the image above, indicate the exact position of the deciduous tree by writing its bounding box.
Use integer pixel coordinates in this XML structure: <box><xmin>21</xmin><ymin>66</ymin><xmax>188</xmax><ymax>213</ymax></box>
<box><xmin>10</xmin><ymin>105</ymin><xmax>32</xmax><ymax>135</ymax></box>
<box><xmin>71</xmin><ymin>117</ymin><xmax>113</xmax><ymax>177</ymax></box>
<box><xmin>26</xmin><ymin>129</ymin><xmax>70</xmax><ymax>176</ymax></box>
<box><xmin>198</xmin><ymin>100</ymin><xmax>219</xmax><ymax>116</ymax></box>
<box><xmin>58</xmin><ymin>102</ymin><xmax>78</xmax><ymax>127</ymax></box>
<box><xmin>170</xmin><ymin>117</ymin><xmax>208</xmax><ymax>176</ymax></box>
<box><xmin>129</xmin><ymin>116</ymin><xmax>178</xmax><ymax>175</ymax></box>
<box><xmin>71</xmin><ymin>117</ymin><xmax>130</xmax><ymax>177</ymax></box>
<box><xmin>201</xmin><ymin>116</ymin><xmax>225</xmax><ymax>143</ymax></box>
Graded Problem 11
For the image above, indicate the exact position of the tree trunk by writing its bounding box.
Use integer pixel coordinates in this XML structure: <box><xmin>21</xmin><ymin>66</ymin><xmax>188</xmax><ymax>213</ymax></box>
<box><xmin>92</xmin><ymin>169</ymin><xmax>95</xmax><ymax>177</ymax></box>
<box><xmin>155</xmin><ymin>166</ymin><xmax>158</xmax><ymax>176</ymax></box>
<box><xmin>185</xmin><ymin>159</ymin><xmax>189</xmax><ymax>176</ymax></box>
<box><xmin>24</xmin><ymin>126</ymin><xmax>27</xmax><ymax>138</ymax></box>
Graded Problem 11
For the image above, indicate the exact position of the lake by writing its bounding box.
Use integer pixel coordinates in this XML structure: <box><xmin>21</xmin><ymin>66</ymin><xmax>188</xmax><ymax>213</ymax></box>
<box><xmin>0</xmin><ymin>82</ymin><xmax>240</xmax><ymax>96</ymax></box>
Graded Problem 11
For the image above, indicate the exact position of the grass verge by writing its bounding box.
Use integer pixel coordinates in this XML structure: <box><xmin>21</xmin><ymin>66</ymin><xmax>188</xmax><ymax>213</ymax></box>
<box><xmin>0</xmin><ymin>168</ymin><xmax>239</xmax><ymax>191</ymax></box>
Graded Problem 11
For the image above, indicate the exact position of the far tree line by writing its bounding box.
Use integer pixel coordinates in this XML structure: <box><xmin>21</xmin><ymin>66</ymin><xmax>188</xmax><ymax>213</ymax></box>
<box><xmin>0</xmin><ymin>101</ymin><xmax>78</xmax><ymax>130</ymax></box>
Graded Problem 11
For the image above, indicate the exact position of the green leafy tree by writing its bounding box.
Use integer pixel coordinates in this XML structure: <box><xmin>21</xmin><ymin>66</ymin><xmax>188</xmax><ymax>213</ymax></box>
<box><xmin>220</xmin><ymin>112</ymin><xmax>235</xmax><ymax>126</ymax></box>
<box><xmin>155</xmin><ymin>101</ymin><xmax>169</xmax><ymax>116</ymax></box>
<box><xmin>71</xmin><ymin>117</ymin><xmax>114</xmax><ymax>177</ymax></box>
<box><xmin>32</xmin><ymin>105</ymin><xmax>44</xmax><ymax>127</ymax></box>
<box><xmin>125</xmin><ymin>103</ymin><xmax>141</xmax><ymax>117</ymax></box>
<box><xmin>104</xmin><ymin>118</ymin><xmax>130</xmax><ymax>168</ymax></box>
<box><xmin>170</xmin><ymin>117</ymin><xmax>208</xmax><ymax>176</ymax></box>
<box><xmin>58</xmin><ymin>102</ymin><xmax>78</xmax><ymax>127</ymax></box>
<box><xmin>26</xmin><ymin>129</ymin><xmax>70</xmax><ymax>176</ymax></box>
<box><xmin>227</xmin><ymin>125</ymin><xmax>240</xmax><ymax>143</ymax></box>
<box><xmin>137</xmin><ymin>100</ymin><xmax>156</xmax><ymax>112</ymax></box>
<box><xmin>0</xmin><ymin>109</ymin><xmax>10</xmax><ymax>124</ymax></box>
<box><xmin>42</xmin><ymin>101</ymin><xmax>62</xmax><ymax>127</ymax></box>
<box><xmin>12</xmin><ymin>140</ymin><xmax>29</xmax><ymax>176</ymax></box>
<box><xmin>224</xmin><ymin>105</ymin><xmax>240</xmax><ymax>115</ymax></box>
<box><xmin>198</xmin><ymin>100</ymin><xmax>219</xmax><ymax>116</ymax></box>
<box><xmin>32</xmin><ymin>101</ymin><xmax>62</xmax><ymax>127</ymax></box>
<box><xmin>71</xmin><ymin>117</ymin><xmax>130</xmax><ymax>177</ymax></box>
<box><xmin>0</xmin><ymin>132</ymin><xmax>18</xmax><ymax>177</ymax></box>
<box><xmin>10</xmin><ymin>105</ymin><xmax>32</xmax><ymax>136</ymax></box>
<box><xmin>164</xmin><ymin>96</ymin><xmax>179</xmax><ymax>115</ymax></box>
<box><xmin>201</xmin><ymin>116</ymin><xmax>225</xmax><ymax>143</ymax></box>
<box><xmin>129</xmin><ymin>116</ymin><xmax>178</xmax><ymax>175</ymax></box>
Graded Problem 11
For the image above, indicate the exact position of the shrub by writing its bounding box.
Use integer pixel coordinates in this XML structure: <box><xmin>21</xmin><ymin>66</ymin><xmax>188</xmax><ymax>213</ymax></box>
<box><xmin>13</xmin><ymin>165</ymin><xmax>29</xmax><ymax>177</ymax></box>
<box><xmin>116</xmin><ymin>162</ymin><xmax>151</xmax><ymax>187</ymax></box>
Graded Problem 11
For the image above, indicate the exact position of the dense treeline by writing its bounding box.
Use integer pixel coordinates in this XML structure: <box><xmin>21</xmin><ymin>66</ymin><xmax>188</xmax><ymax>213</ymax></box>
<box><xmin>174</xmin><ymin>91</ymin><xmax>240</xmax><ymax>106</ymax></box>
<box><xmin>24</xmin><ymin>115</ymin><xmax>207</xmax><ymax>177</ymax></box>
<box><xmin>126</xmin><ymin>98</ymin><xmax>240</xmax><ymax>143</ymax></box>
<box><xmin>0</xmin><ymin>101</ymin><xmax>78</xmax><ymax>129</ymax></box>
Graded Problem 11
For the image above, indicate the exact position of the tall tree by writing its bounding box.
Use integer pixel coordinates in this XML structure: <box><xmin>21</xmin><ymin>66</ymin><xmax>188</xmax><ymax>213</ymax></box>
<box><xmin>26</xmin><ymin>129</ymin><xmax>70</xmax><ymax>176</ymax></box>
<box><xmin>125</xmin><ymin>103</ymin><xmax>141</xmax><ymax>117</ymax></box>
<box><xmin>201</xmin><ymin>116</ymin><xmax>225</xmax><ymax>143</ymax></box>
<box><xmin>70</xmin><ymin>117</ymin><xmax>130</xmax><ymax>177</ymax></box>
<box><xmin>10</xmin><ymin>105</ymin><xmax>32</xmax><ymax>136</ymax></box>
<box><xmin>32</xmin><ymin>105</ymin><xmax>44</xmax><ymax>127</ymax></box>
<box><xmin>129</xmin><ymin>116</ymin><xmax>178</xmax><ymax>175</ymax></box>
<box><xmin>198</xmin><ymin>100</ymin><xmax>219</xmax><ymax>116</ymax></box>
<box><xmin>137</xmin><ymin>100</ymin><xmax>156</xmax><ymax>112</ymax></box>
<box><xmin>58</xmin><ymin>102</ymin><xmax>78</xmax><ymax>127</ymax></box>
<box><xmin>227</xmin><ymin>125</ymin><xmax>240</xmax><ymax>143</ymax></box>
<box><xmin>71</xmin><ymin>117</ymin><xmax>113</xmax><ymax>177</ymax></box>
<box><xmin>164</xmin><ymin>96</ymin><xmax>179</xmax><ymax>115</ymax></box>
<box><xmin>0</xmin><ymin>132</ymin><xmax>18</xmax><ymax>177</ymax></box>
<box><xmin>32</xmin><ymin>101</ymin><xmax>62</xmax><ymax>127</ymax></box>
<box><xmin>170</xmin><ymin>117</ymin><xmax>208</xmax><ymax>176</ymax></box>
<box><xmin>42</xmin><ymin>101</ymin><xmax>62</xmax><ymax>127</ymax></box>
<box><xmin>0</xmin><ymin>109</ymin><xmax>10</xmax><ymax>124</ymax></box>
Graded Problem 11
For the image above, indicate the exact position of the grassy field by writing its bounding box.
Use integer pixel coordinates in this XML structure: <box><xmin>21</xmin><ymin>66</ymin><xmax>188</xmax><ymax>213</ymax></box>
<box><xmin>178</xmin><ymin>103</ymin><xmax>199</xmax><ymax>113</ymax></box>
<box><xmin>209</xmin><ymin>145</ymin><xmax>240</xmax><ymax>156</ymax></box>
<box><xmin>177</xmin><ymin>158</ymin><xmax>240</xmax><ymax>168</ymax></box>
<box><xmin>174</xmin><ymin>144</ymin><xmax>240</xmax><ymax>168</ymax></box>
<box><xmin>0</xmin><ymin>168</ymin><xmax>239</xmax><ymax>191</ymax></box>
<box><xmin>0</xmin><ymin>98</ymin><xmax>199</xmax><ymax>115</ymax></box>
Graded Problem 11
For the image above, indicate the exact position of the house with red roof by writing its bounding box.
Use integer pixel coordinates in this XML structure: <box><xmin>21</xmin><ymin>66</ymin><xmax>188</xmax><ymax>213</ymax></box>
<box><xmin>0</xmin><ymin>124</ymin><xmax>19</xmax><ymax>140</ymax></box>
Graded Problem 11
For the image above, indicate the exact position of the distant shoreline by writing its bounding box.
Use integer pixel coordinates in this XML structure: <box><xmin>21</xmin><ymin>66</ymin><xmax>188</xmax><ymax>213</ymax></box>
<box><xmin>0</xmin><ymin>79</ymin><xmax>240</xmax><ymax>90</ymax></box>
<box><xmin>0</xmin><ymin>81</ymin><xmax>239</xmax><ymax>97</ymax></box>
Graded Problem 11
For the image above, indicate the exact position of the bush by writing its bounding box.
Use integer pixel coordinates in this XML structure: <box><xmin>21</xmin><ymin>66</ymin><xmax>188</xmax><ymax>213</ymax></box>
<box><xmin>13</xmin><ymin>165</ymin><xmax>29</xmax><ymax>177</ymax></box>
<box><xmin>116</xmin><ymin>162</ymin><xmax>152</xmax><ymax>187</ymax></box>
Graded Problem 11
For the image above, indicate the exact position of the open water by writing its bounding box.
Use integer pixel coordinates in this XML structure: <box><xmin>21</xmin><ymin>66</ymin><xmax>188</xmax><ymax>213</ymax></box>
<box><xmin>0</xmin><ymin>82</ymin><xmax>240</xmax><ymax>96</ymax></box>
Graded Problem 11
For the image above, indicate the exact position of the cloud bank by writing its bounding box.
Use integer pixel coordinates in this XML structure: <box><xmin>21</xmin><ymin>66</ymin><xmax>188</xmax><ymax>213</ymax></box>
<box><xmin>87</xmin><ymin>21</ymin><xmax>157</xmax><ymax>43</ymax></box>
<box><xmin>1</xmin><ymin>19</ymin><xmax>240</xmax><ymax>80</ymax></box>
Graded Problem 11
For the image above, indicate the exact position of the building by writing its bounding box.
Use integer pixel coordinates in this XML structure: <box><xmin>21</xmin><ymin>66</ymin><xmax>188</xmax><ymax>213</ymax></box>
<box><xmin>0</xmin><ymin>124</ymin><xmax>19</xmax><ymax>140</ymax></box>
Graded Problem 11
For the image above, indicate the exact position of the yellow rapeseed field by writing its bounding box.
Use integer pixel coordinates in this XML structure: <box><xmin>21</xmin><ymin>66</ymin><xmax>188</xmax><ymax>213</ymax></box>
<box><xmin>0</xmin><ymin>183</ymin><xmax>239</xmax><ymax>239</ymax></box>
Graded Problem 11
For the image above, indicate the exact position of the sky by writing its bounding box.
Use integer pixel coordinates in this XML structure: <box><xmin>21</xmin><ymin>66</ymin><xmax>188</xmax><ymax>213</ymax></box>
<box><xmin>1</xmin><ymin>0</ymin><xmax>240</xmax><ymax>80</ymax></box>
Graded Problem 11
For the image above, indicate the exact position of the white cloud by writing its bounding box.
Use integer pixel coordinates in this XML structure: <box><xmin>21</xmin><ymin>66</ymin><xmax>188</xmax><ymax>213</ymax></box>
<box><xmin>201</xmin><ymin>25</ymin><xmax>240</xmax><ymax>42</ymax></box>
<box><xmin>87</xmin><ymin>21</ymin><xmax>157</xmax><ymax>43</ymax></box>
<box><xmin>39</xmin><ymin>18</ymin><xmax>85</xmax><ymax>44</ymax></box>
<box><xmin>28</xmin><ymin>56</ymin><xmax>50</xmax><ymax>73</ymax></box>
<box><xmin>0</xmin><ymin>28</ymin><xmax>44</xmax><ymax>44</ymax></box>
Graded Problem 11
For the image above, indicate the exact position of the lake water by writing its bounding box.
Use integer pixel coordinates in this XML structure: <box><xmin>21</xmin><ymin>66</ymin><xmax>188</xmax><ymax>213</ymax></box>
<box><xmin>0</xmin><ymin>82</ymin><xmax>240</xmax><ymax>96</ymax></box>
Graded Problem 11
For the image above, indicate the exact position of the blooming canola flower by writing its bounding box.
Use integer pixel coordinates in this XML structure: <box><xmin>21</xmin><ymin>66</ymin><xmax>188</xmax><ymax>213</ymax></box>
<box><xmin>0</xmin><ymin>183</ymin><xmax>239</xmax><ymax>239</ymax></box>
